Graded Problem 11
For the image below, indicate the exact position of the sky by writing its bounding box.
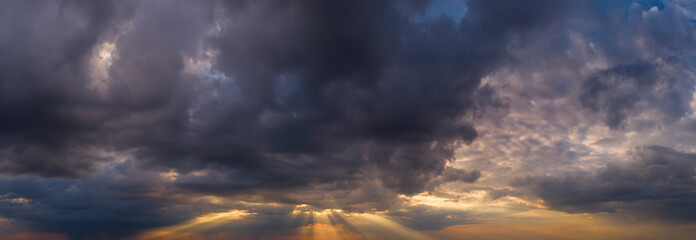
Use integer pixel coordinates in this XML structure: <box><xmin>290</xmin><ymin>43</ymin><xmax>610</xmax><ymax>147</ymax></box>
<box><xmin>1</xmin><ymin>0</ymin><xmax>696</xmax><ymax>239</ymax></box>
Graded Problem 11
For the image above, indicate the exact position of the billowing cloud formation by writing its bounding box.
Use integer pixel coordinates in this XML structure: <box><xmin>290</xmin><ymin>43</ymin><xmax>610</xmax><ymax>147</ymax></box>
<box><xmin>0</xmin><ymin>0</ymin><xmax>560</xmax><ymax>202</ymax></box>
<box><xmin>1</xmin><ymin>0</ymin><xmax>696</xmax><ymax>239</ymax></box>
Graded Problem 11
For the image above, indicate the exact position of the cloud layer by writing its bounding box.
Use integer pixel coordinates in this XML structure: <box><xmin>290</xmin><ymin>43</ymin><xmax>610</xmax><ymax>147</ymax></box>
<box><xmin>0</xmin><ymin>0</ymin><xmax>695</xmax><ymax>239</ymax></box>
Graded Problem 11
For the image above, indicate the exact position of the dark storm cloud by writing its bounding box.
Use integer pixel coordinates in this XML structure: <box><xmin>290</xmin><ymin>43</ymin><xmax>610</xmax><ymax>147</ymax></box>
<box><xmin>0</xmin><ymin>0</ymin><xmax>215</xmax><ymax>178</ymax></box>
<box><xmin>148</xmin><ymin>0</ymin><xmax>566</xmax><ymax>197</ymax></box>
<box><xmin>0</xmin><ymin>0</ymin><xmax>134</xmax><ymax>177</ymax></box>
<box><xmin>6</xmin><ymin>0</ymin><xmax>696</xmax><ymax>239</ymax></box>
<box><xmin>0</xmin><ymin>0</ymin><xmax>573</xmax><ymax>237</ymax></box>
<box><xmin>514</xmin><ymin>145</ymin><xmax>696</xmax><ymax>222</ymax></box>
<box><xmin>0</xmin><ymin>160</ymin><xmax>195</xmax><ymax>239</ymax></box>
<box><xmin>3</xmin><ymin>0</ymin><xmax>567</xmax><ymax>194</ymax></box>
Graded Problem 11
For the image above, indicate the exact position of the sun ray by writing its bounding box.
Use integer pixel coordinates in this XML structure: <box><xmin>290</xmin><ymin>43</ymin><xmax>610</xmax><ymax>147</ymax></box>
<box><xmin>138</xmin><ymin>210</ymin><xmax>251</xmax><ymax>239</ymax></box>
<box><xmin>139</xmin><ymin>205</ymin><xmax>441</xmax><ymax>240</ymax></box>
<box><xmin>345</xmin><ymin>213</ymin><xmax>437</xmax><ymax>240</ymax></box>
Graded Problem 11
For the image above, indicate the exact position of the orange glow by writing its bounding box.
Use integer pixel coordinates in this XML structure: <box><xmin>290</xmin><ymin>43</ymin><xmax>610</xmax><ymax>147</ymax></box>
<box><xmin>429</xmin><ymin>211</ymin><xmax>696</xmax><ymax>240</ymax></box>
<box><xmin>138</xmin><ymin>210</ymin><xmax>251</xmax><ymax>240</ymax></box>
<box><xmin>134</xmin><ymin>200</ymin><xmax>696</xmax><ymax>240</ymax></box>
<box><xmin>295</xmin><ymin>223</ymin><xmax>363</xmax><ymax>240</ymax></box>
<box><xmin>3</xmin><ymin>233</ymin><xmax>69</xmax><ymax>240</ymax></box>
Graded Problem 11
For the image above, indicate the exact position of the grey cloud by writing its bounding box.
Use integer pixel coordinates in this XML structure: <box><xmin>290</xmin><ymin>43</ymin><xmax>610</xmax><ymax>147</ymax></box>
<box><xmin>152</xmin><ymin>0</ymin><xmax>564</xmax><ymax>197</ymax></box>
<box><xmin>579</xmin><ymin>61</ymin><xmax>657</xmax><ymax>129</ymax></box>
<box><xmin>92</xmin><ymin>0</ymin><xmax>566</xmax><ymax>202</ymax></box>
<box><xmin>441</xmin><ymin>167</ymin><xmax>481</xmax><ymax>183</ymax></box>
<box><xmin>0</xmin><ymin>145</ymin><xmax>109</xmax><ymax>178</ymax></box>
<box><xmin>453</xmin><ymin>0</ymin><xmax>696</xmax><ymax>192</ymax></box>
<box><xmin>576</xmin><ymin>1</ymin><xmax>696</xmax><ymax>129</ymax></box>
<box><xmin>387</xmin><ymin>205</ymin><xmax>478</xmax><ymax>231</ymax></box>
<box><xmin>3</xmin><ymin>0</ymin><xmax>696</xmax><ymax>239</ymax></box>
<box><xmin>578</xmin><ymin>58</ymin><xmax>695</xmax><ymax>129</ymax></box>
<box><xmin>0</xmin><ymin>0</ymin><xmax>565</xmax><ymax>191</ymax></box>
<box><xmin>0</xmin><ymin>0</ymin><xmax>570</xmax><ymax>237</ymax></box>
<box><xmin>0</xmin><ymin>0</ymin><xmax>216</xmax><ymax>178</ymax></box>
<box><xmin>0</xmin><ymin>0</ymin><xmax>135</xmax><ymax>177</ymax></box>
<box><xmin>514</xmin><ymin>145</ymin><xmax>696</xmax><ymax>221</ymax></box>
<box><xmin>0</xmin><ymin>160</ymin><xmax>194</xmax><ymax>239</ymax></box>
<box><xmin>422</xmin><ymin>166</ymin><xmax>481</xmax><ymax>192</ymax></box>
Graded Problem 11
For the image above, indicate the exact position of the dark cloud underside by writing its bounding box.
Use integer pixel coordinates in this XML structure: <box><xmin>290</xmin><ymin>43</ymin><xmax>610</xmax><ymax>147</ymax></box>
<box><xmin>0</xmin><ymin>0</ymin><xmax>695</xmax><ymax>239</ymax></box>
<box><xmin>515</xmin><ymin>145</ymin><xmax>696</xmax><ymax>221</ymax></box>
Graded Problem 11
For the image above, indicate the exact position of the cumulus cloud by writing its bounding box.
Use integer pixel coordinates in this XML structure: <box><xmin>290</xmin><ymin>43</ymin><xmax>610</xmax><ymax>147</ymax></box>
<box><xmin>0</xmin><ymin>0</ymin><xmax>554</xmax><ymax>237</ymax></box>
<box><xmin>0</xmin><ymin>0</ymin><xmax>560</xmax><ymax>204</ymax></box>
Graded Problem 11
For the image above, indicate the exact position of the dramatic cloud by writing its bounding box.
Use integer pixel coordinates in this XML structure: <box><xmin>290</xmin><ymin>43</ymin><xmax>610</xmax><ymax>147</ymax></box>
<box><xmin>2</xmin><ymin>0</ymin><xmax>559</xmax><ymax>203</ymax></box>
<box><xmin>1</xmin><ymin>0</ymin><xmax>695</xmax><ymax>239</ymax></box>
